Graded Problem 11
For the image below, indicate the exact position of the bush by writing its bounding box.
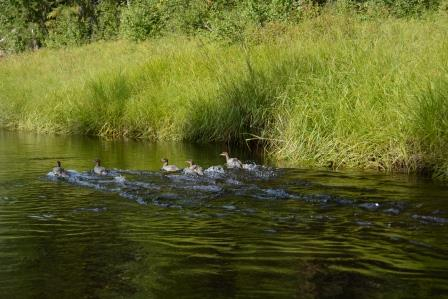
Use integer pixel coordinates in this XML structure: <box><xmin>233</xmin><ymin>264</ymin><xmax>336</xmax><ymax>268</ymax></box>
<box><xmin>45</xmin><ymin>6</ymin><xmax>88</xmax><ymax>48</ymax></box>
<box><xmin>206</xmin><ymin>9</ymin><xmax>248</xmax><ymax>42</ymax></box>
<box><xmin>163</xmin><ymin>0</ymin><xmax>211</xmax><ymax>34</ymax></box>
<box><xmin>389</xmin><ymin>0</ymin><xmax>440</xmax><ymax>17</ymax></box>
<box><xmin>0</xmin><ymin>23</ymin><xmax>43</xmax><ymax>53</ymax></box>
<box><xmin>120</xmin><ymin>0</ymin><xmax>165</xmax><ymax>41</ymax></box>
<box><xmin>95</xmin><ymin>0</ymin><xmax>121</xmax><ymax>40</ymax></box>
<box><xmin>0</xmin><ymin>3</ymin><xmax>44</xmax><ymax>53</ymax></box>
<box><xmin>438</xmin><ymin>0</ymin><xmax>448</xmax><ymax>13</ymax></box>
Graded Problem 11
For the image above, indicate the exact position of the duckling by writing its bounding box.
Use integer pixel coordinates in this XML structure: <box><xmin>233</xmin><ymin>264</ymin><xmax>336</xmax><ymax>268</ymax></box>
<box><xmin>52</xmin><ymin>160</ymin><xmax>69</xmax><ymax>178</ymax></box>
<box><xmin>161</xmin><ymin>158</ymin><xmax>180</xmax><ymax>172</ymax></box>
<box><xmin>220</xmin><ymin>152</ymin><xmax>243</xmax><ymax>169</ymax></box>
<box><xmin>185</xmin><ymin>160</ymin><xmax>204</xmax><ymax>176</ymax></box>
<box><xmin>93</xmin><ymin>159</ymin><xmax>108</xmax><ymax>175</ymax></box>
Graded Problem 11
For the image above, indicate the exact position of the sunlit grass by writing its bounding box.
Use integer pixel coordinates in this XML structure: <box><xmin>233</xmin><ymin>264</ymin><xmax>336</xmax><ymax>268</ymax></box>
<box><xmin>0</xmin><ymin>14</ymin><xmax>447</xmax><ymax>179</ymax></box>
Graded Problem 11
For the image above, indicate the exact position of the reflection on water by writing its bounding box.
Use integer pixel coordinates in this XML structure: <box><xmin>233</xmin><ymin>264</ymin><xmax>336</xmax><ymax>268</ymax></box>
<box><xmin>0</xmin><ymin>130</ymin><xmax>447</xmax><ymax>298</ymax></box>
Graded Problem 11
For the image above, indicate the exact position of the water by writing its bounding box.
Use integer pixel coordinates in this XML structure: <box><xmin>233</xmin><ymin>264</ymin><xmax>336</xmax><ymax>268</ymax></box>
<box><xmin>0</xmin><ymin>130</ymin><xmax>447</xmax><ymax>298</ymax></box>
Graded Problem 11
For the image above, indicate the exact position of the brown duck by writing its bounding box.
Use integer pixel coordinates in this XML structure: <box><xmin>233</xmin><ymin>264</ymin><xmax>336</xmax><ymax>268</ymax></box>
<box><xmin>93</xmin><ymin>159</ymin><xmax>108</xmax><ymax>175</ymax></box>
<box><xmin>220</xmin><ymin>152</ymin><xmax>242</xmax><ymax>169</ymax></box>
<box><xmin>161</xmin><ymin>158</ymin><xmax>180</xmax><ymax>172</ymax></box>
<box><xmin>185</xmin><ymin>160</ymin><xmax>204</xmax><ymax>176</ymax></box>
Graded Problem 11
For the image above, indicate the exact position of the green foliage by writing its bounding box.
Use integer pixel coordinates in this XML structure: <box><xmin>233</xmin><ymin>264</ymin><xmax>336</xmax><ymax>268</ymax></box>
<box><xmin>0</xmin><ymin>2</ymin><xmax>43</xmax><ymax>53</ymax></box>
<box><xmin>120</xmin><ymin>0</ymin><xmax>165</xmax><ymax>41</ymax></box>
<box><xmin>414</xmin><ymin>82</ymin><xmax>448</xmax><ymax>146</ymax></box>
<box><xmin>1</xmin><ymin>0</ymin><xmax>446</xmax><ymax>53</ymax></box>
<box><xmin>206</xmin><ymin>9</ymin><xmax>247</xmax><ymax>42</ymax></box>
<box><xmin>162</xmin><ymin>0</ymin><xmax>211</xmax><ymax>34</ymax></box>
<box><xmin>45</xmin><ymin>6</ymin><xmax>88</xmax><ymax>47</ymax></box>
<box><xmin>438</xmin><ymin>0</ymin><xmax>448</xmax><ymax>13</ymax></box>
<box><xmin>387</xmin><ymin>0</ymin><xmax>440</xmax><ymax>16</ymax></box>
<box><xmin>413</xmin><ymin>80</ymin><xmax>448</xmax><ymax>177</ymax></box>
<box><xmin>239</xmin><ymin>0</ymin><xmax>299</xmax><ymax>24</ymax></box>
<box><xmin>0</xmin><ymin>22</ymin><xmax>42</xmax><ymax>53</ymax></box>
<box><xmin>95</xmin><ymin>0</ymin><xmax>121</xmax><ymax>40</ymax></box>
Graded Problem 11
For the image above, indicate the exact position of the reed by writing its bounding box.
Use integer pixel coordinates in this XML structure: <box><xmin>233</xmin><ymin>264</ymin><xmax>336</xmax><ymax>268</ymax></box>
<box><xmin>1</xmin><ymin>13</ymin><xmax>447</xmax><ymax>179</ymax></box>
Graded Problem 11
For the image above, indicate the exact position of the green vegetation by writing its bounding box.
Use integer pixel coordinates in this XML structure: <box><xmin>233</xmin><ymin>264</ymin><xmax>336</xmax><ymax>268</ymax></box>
<box><xmin>1</xmin><ymin>0</ymin><xmax>447</xmax><ymax>54</ymax></box>
<box><xmin>0</xmin><ymin>1</ymin><xmax>447</xmax><ymax>179</ymax></box>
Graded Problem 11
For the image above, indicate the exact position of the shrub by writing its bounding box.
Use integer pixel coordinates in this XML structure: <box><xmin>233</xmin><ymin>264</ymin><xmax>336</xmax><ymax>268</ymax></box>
<box><xmin>207</xmin><ymin>9</ymin><xmax>248</xmax><ymax>42</ymax></box>
<box><xmin>0</xmin><ymin>3</ymin><xmax>44</xmax><ymax>53</ymax></box>
<box><xmin>438</xmin><ymin>0</ymin><xmax>448</xmax><ymax>13</ymax></box>
<box><xmin>95</xmin><ymin>0</ymin><xmax>121</xmax><ymax>40</ymax></box>
<box><xmin>120</xmin><ymin>0</ymin><xmax>165</xmax><ymax>41</ymax></box>
<box><xmin>163</xmin><ymin>0</ymin><xmax>212</xmax><ymax>34</ymax></box>
<box><xmin>45</xmin><ymin>6</ymin><xmax>88</xmax><ymax>48</ymax></box>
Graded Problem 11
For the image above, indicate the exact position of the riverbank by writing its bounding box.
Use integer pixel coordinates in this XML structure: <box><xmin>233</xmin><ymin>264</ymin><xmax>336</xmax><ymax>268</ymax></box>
<box><xmin>1</xmin><ymin>14</ymin><xmax>447</xmax><ymax>179</ymax></box>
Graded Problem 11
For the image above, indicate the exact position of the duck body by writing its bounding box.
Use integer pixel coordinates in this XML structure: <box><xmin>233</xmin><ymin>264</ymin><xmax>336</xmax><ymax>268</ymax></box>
<box><xmin>185</xmin><ymin>160</ymin><xmax>204</xmax><ymax>176</ymax></box>
<box><xmin>227</xmin><ymin>158</ymin><xmax>243</xmax><ymax>169</ymax></box>
<box><xmin>161</xmin><ymin>158</ymin><xmax>180</xmax><ymax>172</ymax></box>
<box><xmin>52</xmin><ymin>161</ymin><xmax>69</xmax><ymax>178</ymax></box>
<box><xmin>220</xmin><ymin>152</ymin><xmax>243</xmax><ymax>169</ymax></box>
<box><xmin>193</xmin><ymin>165</ymin><xmax>204</xmax><ymax>176</ymax></box>
<box><xmin>93</xmin><ymin>159</ymin><xmax>108</xmax><ymax>175</ymax></box>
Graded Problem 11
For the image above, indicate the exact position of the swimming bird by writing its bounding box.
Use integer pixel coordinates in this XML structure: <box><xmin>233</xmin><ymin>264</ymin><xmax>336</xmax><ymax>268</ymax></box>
<box><xmin>220</xmin><ymin>152</ymin><xmax>243</xmax><ymax>169</ymax></box>
<box><xmin>161</xmin><ymin>158</ymin><xmax>180</xmax><ymax>172</ymax></box>
<box><xmin>52</xmin><ymin>160</ymin><xmax>69</xmax><ymax>177</ymax></box>
<box><xmin>93</xmin><ymin>159</ymin><xmax>108</xmax><ymax>175</ymax></box>
<box><xmin>185</xmin><ymin>160</ymin><xmax>204</xmax><ymax>176</ymax></box>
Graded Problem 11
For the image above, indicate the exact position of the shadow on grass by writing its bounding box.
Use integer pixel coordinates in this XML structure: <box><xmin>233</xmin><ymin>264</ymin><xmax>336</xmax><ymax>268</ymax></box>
<box><xmin>184</xmin><ymin>55</ymin><xmax>318</xmax><ymax>144</ymax></box>
<box><xmin>413</xmin><ymin>79</ymin><xmax>448</xmax><ymax>179</ymax></box>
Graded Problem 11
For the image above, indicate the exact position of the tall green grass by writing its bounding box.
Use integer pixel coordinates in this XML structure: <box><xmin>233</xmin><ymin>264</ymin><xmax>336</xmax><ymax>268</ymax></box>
<box><xmin>1</xmin><ymin>14</ymin><xmax>447</xmax><ymax>178</ymax></box>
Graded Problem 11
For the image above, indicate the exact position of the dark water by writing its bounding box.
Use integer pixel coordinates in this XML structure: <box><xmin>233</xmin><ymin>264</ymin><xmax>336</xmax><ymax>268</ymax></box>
<box><xmin>0</xmin><ymin>130</ymin><xmax>447</xmax><ymax>299</ymax></box>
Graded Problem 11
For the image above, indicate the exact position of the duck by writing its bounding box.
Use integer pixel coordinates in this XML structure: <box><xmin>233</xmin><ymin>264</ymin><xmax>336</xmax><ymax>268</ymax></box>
<box><xmin>220</xmin><ymin>152</ymin><xmax>243</xmax><ymax>169</ymax></box>
<box><xmin>185</xmin><ymin>160</ymin><xmax>204</xmax><ymax>176</ymax></box>
<box><xmin>52</xmin><ymin>160</ymin><xmax>69</xmax><ymax>177</ymax></box>
<box><xmin>93</xmin><ymin>159</ymin><xmax>108</xmax><ymax>175</ymax></box>
<box><xmin>161</xmin><ymin>158</ymin><xmax>180</xmax><ymax>172</ymax></box>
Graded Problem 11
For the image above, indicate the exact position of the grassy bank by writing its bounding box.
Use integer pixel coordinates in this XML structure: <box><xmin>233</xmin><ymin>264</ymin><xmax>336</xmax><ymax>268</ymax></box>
<box><xmin>1</xmin><ymin>13</ymin><xmax>447</xmax><ymax>179</ymax></box>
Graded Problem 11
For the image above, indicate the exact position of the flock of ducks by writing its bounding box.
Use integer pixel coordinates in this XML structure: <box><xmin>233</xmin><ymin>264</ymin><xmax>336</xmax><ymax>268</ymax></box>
<box><xmin>51</xmin><ymin>152</ymin><xmax>244</xmax><ymax>178</ymax></box>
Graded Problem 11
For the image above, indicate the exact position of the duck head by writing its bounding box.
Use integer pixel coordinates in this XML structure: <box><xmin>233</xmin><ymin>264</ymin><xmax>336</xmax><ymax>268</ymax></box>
<box><xmin>220</xmin><ymin>152</ymin><xmax>229</xmax><ymax>157</ymax></box>
<box><xmin>161</xmin><ymin>158</ymin><xmax>168</xmax><ymax>164</ymax></box>
<box><xmin>94</xmin><ymin>159</ymin><xmax>101</xmax><ymax>166</ymax></box>
<box><xmin>185</xmin><ymin>159</ymin><xmax>193</xmax><ymax>166</ymax></box>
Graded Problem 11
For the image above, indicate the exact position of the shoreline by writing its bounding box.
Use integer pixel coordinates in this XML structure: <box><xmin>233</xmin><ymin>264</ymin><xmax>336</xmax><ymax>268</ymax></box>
<box><xmin>1</xmin><ymin>15</ymin><xmax>447</xmax><ymax>180</ymax></box>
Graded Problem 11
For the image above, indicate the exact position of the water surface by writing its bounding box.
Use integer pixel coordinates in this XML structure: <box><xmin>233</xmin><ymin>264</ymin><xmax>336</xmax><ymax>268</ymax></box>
<box><xmin>0</xmin><ymin>130</ymin><xmax>447</xmax><ymax>298</ymax></box>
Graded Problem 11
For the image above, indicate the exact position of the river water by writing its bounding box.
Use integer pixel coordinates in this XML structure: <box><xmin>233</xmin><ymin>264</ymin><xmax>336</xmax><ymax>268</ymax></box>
<box><xmin>0</xmin><ymin>130</ymin><xmax>447</xmax><ymax>298</ymax></box>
